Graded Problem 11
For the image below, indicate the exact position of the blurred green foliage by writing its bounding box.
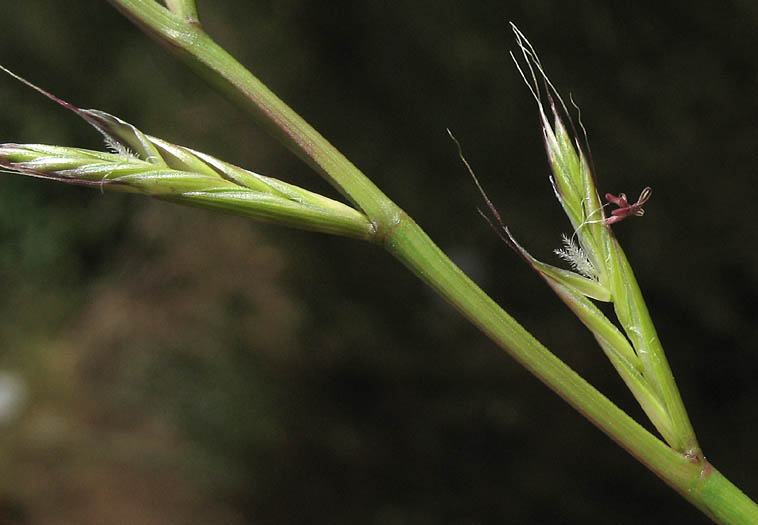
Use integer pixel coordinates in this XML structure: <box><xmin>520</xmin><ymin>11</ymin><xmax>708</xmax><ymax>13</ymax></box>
<box><xmin>0</xmin><ymin>1</ymin><xmax>757</xmax><ymax>523</ymax></box>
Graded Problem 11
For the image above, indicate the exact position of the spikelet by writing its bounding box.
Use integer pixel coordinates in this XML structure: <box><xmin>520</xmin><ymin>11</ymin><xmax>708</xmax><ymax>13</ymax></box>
<box><xmin>0</xmin><ymin>68</ymin><xmax>373</xmax><ymax>241</ymax></box>
<box><xmin>479</xmin><ymin>25</ymin><xmax>699</xmax><ymax>455</ymax></box>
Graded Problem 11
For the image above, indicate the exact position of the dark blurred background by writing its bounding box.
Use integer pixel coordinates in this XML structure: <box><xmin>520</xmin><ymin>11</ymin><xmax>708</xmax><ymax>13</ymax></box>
<box><xmin>0</xmin><ymin>1</ymin><xmax>756</xmax><ymax>523</ymax></box>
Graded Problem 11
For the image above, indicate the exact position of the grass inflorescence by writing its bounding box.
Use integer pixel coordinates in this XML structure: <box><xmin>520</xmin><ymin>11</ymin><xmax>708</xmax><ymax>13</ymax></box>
<box><xmin>0</xmin><ymin>69</ymin><xmax>374</xmax><ymax>241</ymax></box>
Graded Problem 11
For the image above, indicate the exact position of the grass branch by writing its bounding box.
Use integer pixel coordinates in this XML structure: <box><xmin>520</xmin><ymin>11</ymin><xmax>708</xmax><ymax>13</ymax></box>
<box><xmin>3</xmin><ymin>1</ymin><xmax>751</xmax><ymax>521</ymax></box>
<box><xmin>107</xmin><ymin>0</ymin><xmax>401</xmax><ymax>237</ymax></box>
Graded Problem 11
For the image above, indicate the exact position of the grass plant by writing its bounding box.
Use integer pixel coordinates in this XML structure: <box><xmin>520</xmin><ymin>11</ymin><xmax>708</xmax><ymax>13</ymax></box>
<box><xmin>1</xmin><ymin>1</ymin><xmax>755</xmax><ymax>522</ymax></box>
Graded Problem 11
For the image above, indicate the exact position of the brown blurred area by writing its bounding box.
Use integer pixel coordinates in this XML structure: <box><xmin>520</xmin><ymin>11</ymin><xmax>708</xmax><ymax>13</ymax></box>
<box><xmin>1</xmin><ymin>202</ymin><xmax>295</xmax><ymax>524</ymax></box>
<box><xmin>0</xmin><ymin>2</ymin><xmax>757</xmax><ymax>523</ymax></box>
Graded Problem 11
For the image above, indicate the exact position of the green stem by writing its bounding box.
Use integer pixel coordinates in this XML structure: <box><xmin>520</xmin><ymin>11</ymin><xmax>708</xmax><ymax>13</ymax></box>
<box><xmin>105</xmin><ymin>1</ymin><xmax>758</xmax><ymax>521</ymax></box>
<box><xmin>107</xmin><ymin>0</ymin><xmax>400</xmax><ymax>236</ymax></box>
<box><xmin>385</xmin><ymin>217</ymin><xmax>756</xmax><ymax>524</ymax></box>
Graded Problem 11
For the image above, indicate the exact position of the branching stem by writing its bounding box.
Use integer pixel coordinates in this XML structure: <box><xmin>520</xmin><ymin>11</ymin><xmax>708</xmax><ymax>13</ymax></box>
<box><xmin>100</xmin><ymin>2</ymin><xmax>758</xmax><ymax>521</ymax></box>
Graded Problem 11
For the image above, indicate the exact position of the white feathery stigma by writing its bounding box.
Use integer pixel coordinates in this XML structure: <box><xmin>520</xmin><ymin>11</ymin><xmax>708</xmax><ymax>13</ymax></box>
<box><xmin>554</xmin><ymin>234</ymin><xmax>597</xmax><ymax>279</ymax></box>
